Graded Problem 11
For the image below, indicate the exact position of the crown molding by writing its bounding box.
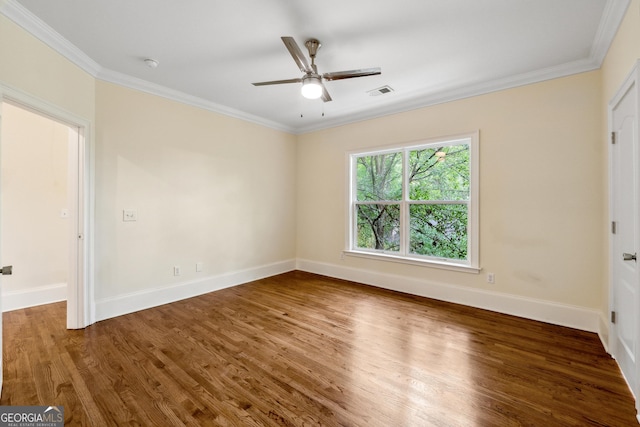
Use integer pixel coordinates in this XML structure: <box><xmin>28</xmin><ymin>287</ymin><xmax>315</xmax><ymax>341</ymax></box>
<box><xmin>297</xmin><ymin>0</ymin><xmax>630</xmax><ymax>133</ymax></box>
<box><xmin>97</xmin><ymin>68</ymin><xmax>295</xmax><ymax>133</ymax></box>
<box><xmin>1</xmin><ymin>0</ymin><xmax>629</xmax><ymax>135</ymax></box>
<box><xmin>590</xmin><ymin>0</ymin><xmax>631</xmax><ymax>64</ymax></box>
<box><xmin>0</xmin><ymin>0</ymin><xmax>294</xmax><ymax>133</ymax></box>
<box><xmin>1</xmin><ymin>0</ymin><xmax>101</xmax><ymax>76</ymax></box>
<box><xmin>296</xmin><ymin>57</ymin><xmax>601</xmax><ymax>134</ymax></box>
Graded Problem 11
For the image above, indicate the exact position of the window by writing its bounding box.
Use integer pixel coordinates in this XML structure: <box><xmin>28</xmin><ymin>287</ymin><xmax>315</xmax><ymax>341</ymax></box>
<box><xmin>347</xmin><ymin>133</ymin><xmax>479</xmax><ymax>272</ymax></box>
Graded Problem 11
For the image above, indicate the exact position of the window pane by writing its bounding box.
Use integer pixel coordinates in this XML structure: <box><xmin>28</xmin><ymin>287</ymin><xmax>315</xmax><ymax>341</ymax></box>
<box><xmin>409</xmin><ymin>204</ymin><xmax>467</xmax><ymax>260</ymax></box>
<box><xmin>356</xmin><ymin>204</ymin><xmax>400</xmax><ymax>251</ymax></box>
<box><xmin>409</xmin><ymin>144</ymin><xmax>469</xmax><ymax>201</ymax></box>
<box><xmin>356</xmin><ymin>152</ymin><xmax>402</xmax><ymax>201</ymax></box>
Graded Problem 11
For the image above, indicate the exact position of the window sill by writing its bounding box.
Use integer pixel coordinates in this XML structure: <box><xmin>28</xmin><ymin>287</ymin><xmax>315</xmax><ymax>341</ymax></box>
<box><xmin>343</xmin><ymin>250</ymin><xmax>481</xmax><ymax>274</ymax></box>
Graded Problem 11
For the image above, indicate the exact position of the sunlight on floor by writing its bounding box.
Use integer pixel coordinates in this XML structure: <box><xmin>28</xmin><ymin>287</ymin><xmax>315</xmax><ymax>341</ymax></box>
<box><xmin>347</xmin><ymin>298</ymin><xmax>478</xmax><ymax>426</ymax></box>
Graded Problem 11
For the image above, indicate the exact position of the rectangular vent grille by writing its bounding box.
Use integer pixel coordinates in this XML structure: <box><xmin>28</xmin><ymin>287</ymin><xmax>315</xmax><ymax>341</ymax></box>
<box><xmin>367</xmin><ymin>85</ymin><xmax>394</xmax><ymax>96</ymax></box>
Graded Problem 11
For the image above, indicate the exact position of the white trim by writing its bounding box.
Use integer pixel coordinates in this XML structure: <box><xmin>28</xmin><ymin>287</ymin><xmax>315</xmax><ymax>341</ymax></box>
<box><xmin>96</xmin><ymin>69</ymin><xmax>294</xmax><ymax>134</ymax></box>
<box><xmin>0</xmin><ymin>1</ymin><xmax>294</xmax><ymax>134</ymax></box>
<box><xmin>598</xmin><ymin>311</ymin><xmax>611</xmax><ymax>354</ymax></box>
<box><xmin>590</xmin><ymin>0</ymin><xmax>631</xmax><ymax>64</ymax></box>
<box><xmin>0</xmin><ymin>82</ymin><xmax>94</xmax><ymax>329</ymax></box>
<box><xmin>94</xmin><ymin>260</ymin><xmax>296</xmax><ymax>322</ymax></box>
<box><xmin>0</xmin><ymin>0</ymin><xmax>101</xmax><ymax>76</ymax></box>
<box><xmin>2</xmin><ymin>283</ymin><xmax>67</xmax><ymax>312</ymax></box>
<box><xmin>297</xmin><ymin>259</ymin><xmax>601</xmax><ymax>333</ymax></box>
<box><xmin>1</xmin><ymin>0</ymin><xmax>629</xmax><ymax>135</ymax></box>
<box><xmin>298</xmin><ymin>0</ymin><xmax>631</xmax><ymax>135</ymax></box>
<box><xmin>298</xmin><ymin>58</ymin><xmax>603</xmax><ymax>134</ymax></box>
<box><xmin>343</xmin><ymin>250</ymin><xmax>480</xmax><ymax>274</ymax></box>
<box><xmin>347</xmin><ymin>132</ymin><xmax>479</xmax><ymax>270</ymax></box>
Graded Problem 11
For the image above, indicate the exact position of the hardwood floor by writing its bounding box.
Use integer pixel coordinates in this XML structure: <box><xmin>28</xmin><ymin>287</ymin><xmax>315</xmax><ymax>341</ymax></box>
<box><xmin>1</xmin><ymin>271</ymin><xmax>637</xmax><ymax>426</ymax></box>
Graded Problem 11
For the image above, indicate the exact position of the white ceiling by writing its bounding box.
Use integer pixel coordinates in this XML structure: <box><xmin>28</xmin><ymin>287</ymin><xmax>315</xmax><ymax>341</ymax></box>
<box><xmin>2</xmin><ymin>0</ymin><xmax>629</xmax><ymax>133</ymax></box>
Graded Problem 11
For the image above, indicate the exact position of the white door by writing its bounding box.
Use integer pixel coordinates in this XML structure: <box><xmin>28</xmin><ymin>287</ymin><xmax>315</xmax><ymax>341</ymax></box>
<box><xmin>610</xmin><ymin>65</ymin><xmax>640</xmax><ymax>415</ymax></box>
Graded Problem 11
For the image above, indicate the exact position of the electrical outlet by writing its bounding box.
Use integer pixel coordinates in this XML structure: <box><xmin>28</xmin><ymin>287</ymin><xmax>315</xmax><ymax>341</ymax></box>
<box><xmin>123</xmin><ymin>209</ymin><xmax>137</xmax><ymax>222</ymax></box>
<box><xmin>487</xmin><ymin>273</ymin><xmax>495</xmax><ymax>284</ymax></box>
<box><xmin>196</xmin><ymin>262</ymin><xmax>203</xmax><ymax>272</ymax></box>
<box><xmin>173</xmin><ymin>266</ymin><xmax>181</xmax><ymax>276</ymax></box>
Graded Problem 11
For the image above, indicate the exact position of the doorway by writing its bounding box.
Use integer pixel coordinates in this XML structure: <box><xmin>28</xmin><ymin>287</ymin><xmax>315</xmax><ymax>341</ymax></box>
<box><xmin>609</xmin><ymin>61</ymin><xmax>640</xmax><ymax>419</ymax></box>
<box><xmin>1</xmin><ymin>102</ymin><xmax>73</xmax><ymax>310</ymax></box>
<box><xmin>0</xmin><ymin>92</ymin><xmax>89</xmax><ymax>331</ymax></box>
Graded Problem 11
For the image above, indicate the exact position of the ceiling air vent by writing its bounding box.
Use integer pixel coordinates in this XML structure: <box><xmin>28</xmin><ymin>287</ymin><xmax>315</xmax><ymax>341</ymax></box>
<box><xmin>367</xmin><ymin>85</ymin><xmax>394</xmax><ymax>96</ymax></box>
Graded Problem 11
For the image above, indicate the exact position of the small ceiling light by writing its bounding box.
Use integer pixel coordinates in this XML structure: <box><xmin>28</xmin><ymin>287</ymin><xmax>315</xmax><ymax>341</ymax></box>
<box><xmin>144</xmin><ymin>58</ymin><xmax>159</xmax><ymax>69</ymax></box>
<box><xmin>301</xmin><ymin>75</ymin><xmax>323</xmax><ymax>99</ymax></box>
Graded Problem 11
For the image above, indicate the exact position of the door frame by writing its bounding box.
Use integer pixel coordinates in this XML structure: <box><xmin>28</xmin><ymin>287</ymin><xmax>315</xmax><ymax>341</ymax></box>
<box><xmin>608</xmin><ymin>59</ymin><xmax>640</xmax><ymax>420</ymax></box>
<box><xmin>0</xmin><ymin>83</ymin><xmax>94</xmax><ymax>329</ymax></box>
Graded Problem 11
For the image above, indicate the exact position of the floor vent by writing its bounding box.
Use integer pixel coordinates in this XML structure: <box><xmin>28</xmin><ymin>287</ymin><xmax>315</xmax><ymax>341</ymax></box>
<box><xmin>367</xmin><ymin>85</ymin><xmax>394</xmax><ymax>96</ymax></box>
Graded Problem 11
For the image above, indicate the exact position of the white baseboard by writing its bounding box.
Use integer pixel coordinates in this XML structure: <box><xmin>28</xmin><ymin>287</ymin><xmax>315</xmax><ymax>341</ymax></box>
<box><xmin>2</xmin><ymin>282</ymin><xmax>67</xmax><ymax>312</ymax></box>
<box><xmin>296</xmin><ymin>259</ymin><xmax>602</xmax><ymax>333</ymax></box>
<box><xmin>598</xmin><ymin>312</ymin><xmax>611</xmax><ymax>354</ymax></box>
<box><xmin>95</xmin><ymin>259</ymin><xmax>296</xmax><ymax>322</ymax></box>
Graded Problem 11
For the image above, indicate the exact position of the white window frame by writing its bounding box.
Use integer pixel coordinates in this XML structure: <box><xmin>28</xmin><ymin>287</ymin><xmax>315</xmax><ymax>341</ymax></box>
<box><xmin>345</xmin><ymin>132</ymin><xmax>480</xmax><ymax>273</ymax></box>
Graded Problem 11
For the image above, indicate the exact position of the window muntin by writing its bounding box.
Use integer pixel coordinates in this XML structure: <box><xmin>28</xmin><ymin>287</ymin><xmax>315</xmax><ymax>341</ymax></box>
<box><xmin>349</xmin><ymin>134</ymin><xmax>478</xmax><ymax>269</ymax></box>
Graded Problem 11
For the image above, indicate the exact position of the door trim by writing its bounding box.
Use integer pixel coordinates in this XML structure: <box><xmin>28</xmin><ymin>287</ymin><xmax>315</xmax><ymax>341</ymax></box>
<box><xmin>0</xmin><ymin>82</ymin><xmax>94</xmax><ymax>329</ymax></box>
<box><xmin>608</xmin><ymin>59</ymin><xmax>640</xmax><ymax>419</ymax></box>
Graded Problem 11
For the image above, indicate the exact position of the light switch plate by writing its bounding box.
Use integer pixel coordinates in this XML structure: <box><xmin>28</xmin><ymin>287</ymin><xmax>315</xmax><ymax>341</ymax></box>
<box><xmin>123</xmin><ymin>209</ymin><xmax>137</xmax><ymax>222</ymax></box>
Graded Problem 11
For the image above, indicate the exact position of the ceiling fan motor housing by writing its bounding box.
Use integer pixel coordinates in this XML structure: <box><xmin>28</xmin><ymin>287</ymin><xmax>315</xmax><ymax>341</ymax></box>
<box><xmin>305</xmin><ymin>39</ymin><xmax>321</xmax><ymax>58</ymax></box>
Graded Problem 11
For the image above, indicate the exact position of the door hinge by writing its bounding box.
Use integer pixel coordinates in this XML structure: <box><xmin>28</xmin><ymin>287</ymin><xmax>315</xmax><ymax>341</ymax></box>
<box><xmin>611</xmin><ymin>131</ymin><xmax>617</xmax><ymax>144</ymax></box>
<box><xmin>612</xmin><ymin>221</ymin><xmax>617</xmax><ymax>234</ymax></box>
<box><xmin>611</xmin><ymin>311</ymin><xmax>616</xmax><ymax>324</ymax></box>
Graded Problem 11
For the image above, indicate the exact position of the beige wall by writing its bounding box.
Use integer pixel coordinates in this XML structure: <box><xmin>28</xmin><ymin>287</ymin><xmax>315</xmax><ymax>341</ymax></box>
<box><xmin>0</xmin><ymin>103</ymin><xmax>69</xmax><ymax>292</ymax></box>
<box><xmin>0</xmin><ymin>15</ymin><xmax>93</xmax><ymax>308</ymax></box>
<box><xmin>1</xmin><ymin>15</ymin><xmax>297</xmax><ymax>313</ymax></box>
<box><xmin>0</xmin><ymin>16</ymin><xmax>95</xmax><ymax>119</ymax></box>
<box><xmin>297</xmin><ymin>70</ymin><xmax>604</xmax><ymax>309</ymax></box>
<box><xmin>94</xmin><ymin>81</ymin><xmax>297</xmax><ymax>299</ymax></box>
<box><xmin>3</xmin><ymin>4</ymin><xmax>640</xmax><ymax>324</ymax></box>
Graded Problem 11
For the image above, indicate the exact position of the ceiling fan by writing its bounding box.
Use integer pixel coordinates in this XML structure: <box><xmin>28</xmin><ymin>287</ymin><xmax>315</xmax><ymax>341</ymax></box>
<box><xmin>252</xmin><ymin>37</ymin><xmax>381</xmax><ymax>102</ymax></box>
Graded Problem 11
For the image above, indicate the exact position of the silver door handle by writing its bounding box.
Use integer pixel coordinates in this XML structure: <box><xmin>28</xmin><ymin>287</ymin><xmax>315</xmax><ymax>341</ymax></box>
<box><xmin>1</xmin><ymin>265</ymin><xmax>12</xmax><ymax>275</ymax></box>
<box><xmin>623</xmin><ymin>253</ymin><xmax>637</xmax><ymax>261</ymax></box>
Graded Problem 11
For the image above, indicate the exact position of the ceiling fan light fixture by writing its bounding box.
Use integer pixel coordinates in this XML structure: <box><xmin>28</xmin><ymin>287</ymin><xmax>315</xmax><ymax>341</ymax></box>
<box><xmin>301</xmin><ymin>75</ymin><xmax>323</xmax><ymax>99</ymax></box>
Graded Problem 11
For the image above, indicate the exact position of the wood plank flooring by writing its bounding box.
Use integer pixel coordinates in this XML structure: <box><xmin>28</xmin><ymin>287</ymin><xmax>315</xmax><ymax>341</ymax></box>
<box><xmin>1</xmin><ymin>271</ymin><xmax>637</xmax><ymax>426</ymax></box>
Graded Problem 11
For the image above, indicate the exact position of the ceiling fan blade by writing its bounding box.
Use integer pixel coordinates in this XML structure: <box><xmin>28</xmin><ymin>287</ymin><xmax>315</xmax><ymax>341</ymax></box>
<box><xmin>321</xmin><ymin>84</ymin><xmax>332</xmax><ymax>103</ymax></box>
<box><xmin>281</xmin><ymin>36</ymin><xmax>312</xmax><ymax>74</ymax></box>
<box><xmin>323</xmin><ymin>67</ymin><xmax>381</xmax><ymax>81</ymax></box>
<box><xmin>252</xmin><ymin>78</ymin><xmax>302</xmax><ymax>86</ymax></box>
